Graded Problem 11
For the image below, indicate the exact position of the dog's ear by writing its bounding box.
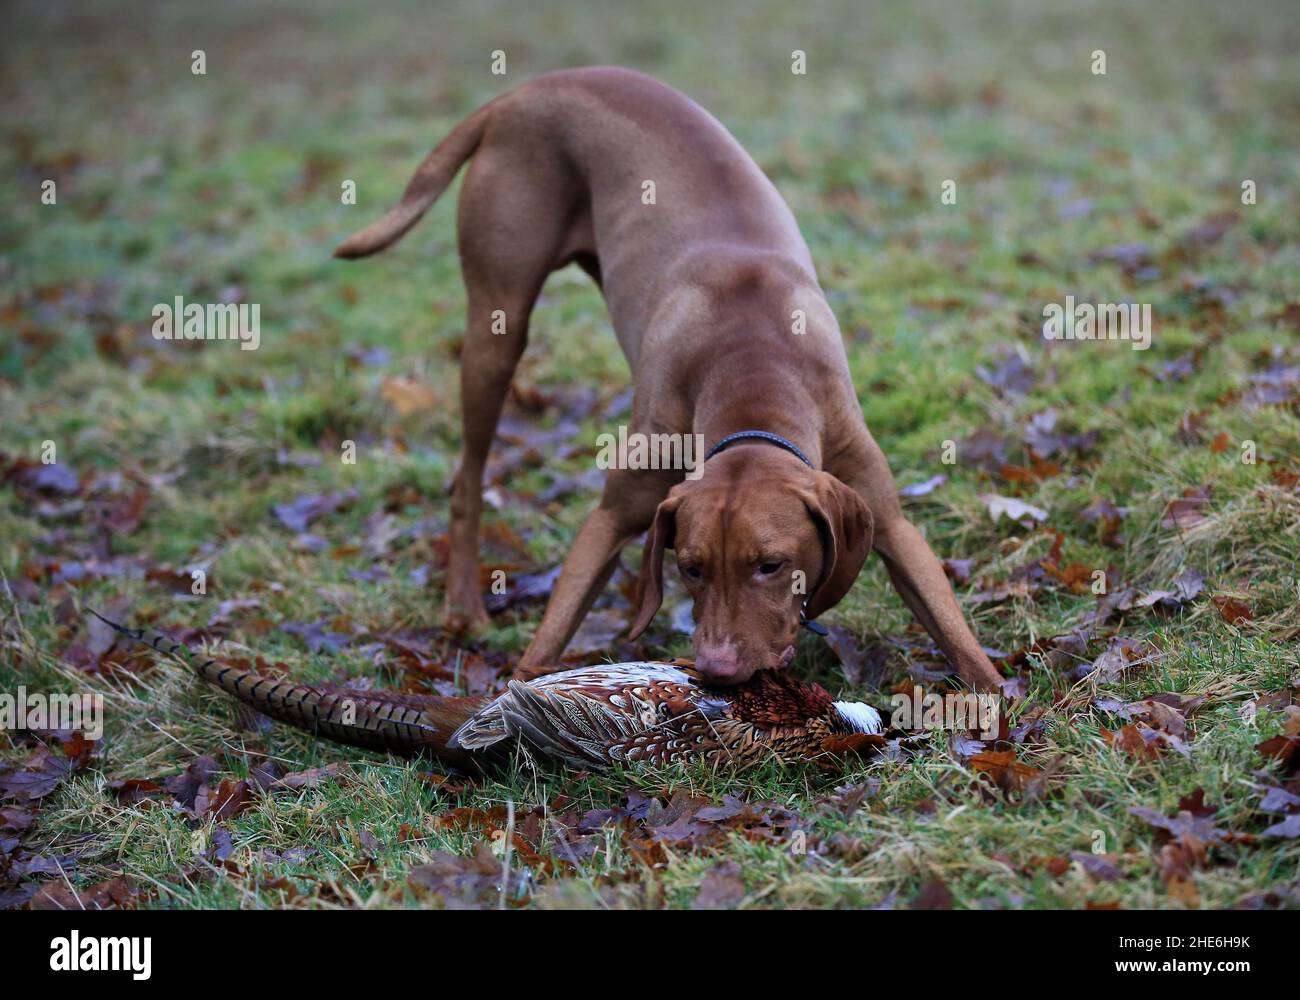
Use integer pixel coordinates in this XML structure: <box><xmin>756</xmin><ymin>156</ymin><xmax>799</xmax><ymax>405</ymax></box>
<box><xmin>800</xmin><ymin>473</ymin><xmax>874</xmax><ymax>620</ymax></box>
<box><xmin>629</xmin><ymin>495</ymin><xmax>682</xmax><ymax>639</ymax></box>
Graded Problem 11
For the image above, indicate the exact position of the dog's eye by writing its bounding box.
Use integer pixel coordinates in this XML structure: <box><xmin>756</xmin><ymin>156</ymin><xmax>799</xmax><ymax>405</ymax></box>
<box><xmin>758</xmin><ymin>561</ymin><xmax>786</xmax><ymax>576</ymax></box>
<box><xmin>681</xmin><ymin>564</ymin><xmax>702</xmax><ymax>580</ymax></box>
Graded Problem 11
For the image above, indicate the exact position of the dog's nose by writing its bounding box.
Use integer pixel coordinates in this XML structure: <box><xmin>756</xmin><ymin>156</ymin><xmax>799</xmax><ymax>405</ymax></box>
<box><xmin>695</xmin><ymin>647</ymin><xmax>743</xmax><ymax>685</ymax></box>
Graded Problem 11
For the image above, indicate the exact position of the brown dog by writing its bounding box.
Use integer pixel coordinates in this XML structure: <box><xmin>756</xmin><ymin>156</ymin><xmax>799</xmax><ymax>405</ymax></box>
<box><xmin>337</xmin><ymin>67</ymin><xmax>1003</xmax><ymax>692</ymax></box>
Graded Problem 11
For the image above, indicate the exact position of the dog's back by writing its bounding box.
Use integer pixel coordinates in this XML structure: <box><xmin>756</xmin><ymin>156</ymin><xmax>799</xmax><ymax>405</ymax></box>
<box><xmin>337</xmin><ymin>68</ymin><xmax>814</xmax><ymax>318</ymax></box>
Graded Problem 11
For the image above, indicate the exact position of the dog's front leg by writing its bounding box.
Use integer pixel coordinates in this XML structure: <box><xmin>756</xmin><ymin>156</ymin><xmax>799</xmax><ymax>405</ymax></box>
<box><xmin>835</xmin><ymin>428</ymin><xmax>1004</xmax><ymax>692</ymax></box>
<box><xmin>873</xmin><ymin>515</ymin><xmax>1004</xmax><ymax>691</ymax></box>
<box><xmin>514</xmin><ymin>472</ymin><xmax>667</xmax><ymax>679</ymax></box>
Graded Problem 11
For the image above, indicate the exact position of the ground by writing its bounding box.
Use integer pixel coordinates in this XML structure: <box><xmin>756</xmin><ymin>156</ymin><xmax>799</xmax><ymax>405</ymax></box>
<box><xmin>1</xmin><ymin>0</ymin><xmax>1298</xmax><ymax>909</ymax></box>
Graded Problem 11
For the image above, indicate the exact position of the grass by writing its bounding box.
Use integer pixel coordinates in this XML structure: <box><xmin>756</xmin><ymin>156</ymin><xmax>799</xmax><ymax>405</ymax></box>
<box><xmin>1</xmin><ymin>0</ymin><xmax>1298</xmax><ymax>909</ymax></box>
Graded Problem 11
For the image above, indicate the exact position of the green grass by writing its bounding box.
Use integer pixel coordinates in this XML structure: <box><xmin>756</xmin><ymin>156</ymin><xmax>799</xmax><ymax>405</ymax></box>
<box><xmin>1</xmin><ymin>0</ymin><xmax>1298</xmax><ymax>909</ymax></box>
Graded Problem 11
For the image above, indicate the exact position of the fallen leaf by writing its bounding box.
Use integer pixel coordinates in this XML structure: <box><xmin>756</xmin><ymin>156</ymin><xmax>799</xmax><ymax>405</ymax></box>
<box><xmin>380</xmin><ymin>375</ymin><xmax>438</xmax><ymax>416</ymax></box>
<box><xmin>1161</xmin><ymin>485</ymin><xmax>1212</xmax><ymax>530</ymax></box>
<box><xmin>1211</xmin><ymin>595</ymin><xmax>1253</xmax><ymax>625</ymax></box>
<box><xmin>408</xmin><ymin>842</ymin><xmax>527</xmax><ymax>909</ymax></box>
<box><xmin>1133</xmin><ymin>568</ymin><xmax>1205</xmax><ymax>610</ymax></box>
<box><xmin>1261</xmin><ymin>815</ymin><xmax>1300</xmax><ymax>838</ymax></box>
<box><xmin>692</xmin><ymin>860</ymin><xmax>746</xmax><ymax>909</ymax></box>
<box><xmin>272</xmin><ymin>490</ymin><xmax>356</xmax><ymax>533</ymax></box>
<box><xmin>275</xmin><ymin>764</ymin><xmax>344</xmax><ymax>790</ymax></box>
<box><xmin>1070</xmin><ymin>852</ymin><xmax>1122</xmax><ymax>882</ymax></box>
<box><xmin>165</xmin><ymin>754</ymin><xmax>220</xmax><ymax>812</ymax></box>
<box><xmin>908</xmin><ymin>877</ymin><xmax>953</xmax><ymax>910</ymax></box>
<box><xmin>970</xmin><ymin>750</ymin><xmax>1040</xmax><ymax>795</ymax></box>
<box><xmin>198</xmin><ymin>778</ymin><xmax>255</xmax><ymax>822</ymax></box>
<box><xmin>980</xmin><ymin>493</ymin><xmax>1048</xmax><ymax>525</ymax></box>
<box><xmin>822</xmin><ymin>626</ymin><xmax>888</xmax><ymax>687</ymax></box>
<box><xmin>899</xmin><ymin>474</ymin><xmax>947</xmax><ymax>498</ymax></box>
<box><xmin>977</xmin><ymin>352</ymin><xmax>1036</xmax><ymax>397</ymax></box>
<box><xmin>483</xmin><ymin>564</ymin><xmax>563</xmax><ymax>614</ymax></box>
<box><xmin>0</xmin><ymin>748</ymin><xmax>77</xmax><ymax>802</ymax></box>
<box><xmin>12</xmin><ymin>461</ymin><xmax>80</xmax><ymax>496</ymax></box>
<box><xmin>1104</xmin><ymin>725</ymin><xmax>1164</xmax><ymax>760</ymax></box>
<box><xmin>1024</xmin><ymin>409</ymin><xmax>1098</xmax><ymax>458</ymax></box>
<box><xmin>108</xmin><ymin>778</ymin><xmax>165</xmax><ymax>804</ymax></box>
<box><xmin>30</xmin><ymin>875</ymin><xmax>138</xmax><ymax>910</ymax></box>
<box><xmin>943</xmin><ymin>558</ymin><xmax>975</xmax><ymax>584</ymax></box>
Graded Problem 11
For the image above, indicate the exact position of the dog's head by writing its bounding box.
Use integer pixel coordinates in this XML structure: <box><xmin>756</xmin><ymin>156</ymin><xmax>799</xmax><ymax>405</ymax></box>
<box><xmin>629</xmin><ymin>448</ymin><xmax>873</xmax><ymax>685</ymax></box>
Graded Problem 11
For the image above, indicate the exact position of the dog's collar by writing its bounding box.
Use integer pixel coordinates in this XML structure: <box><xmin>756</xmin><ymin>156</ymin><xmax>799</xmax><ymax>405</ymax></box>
<box><xmin>704</xmin><ymin>430</ymin><xmax>814</xmax><ymax>468</ymax></box>
<box><xmin>799</xmin><ymin>606</ymin><xmax>829</xmax><ymax>636</ymax></box>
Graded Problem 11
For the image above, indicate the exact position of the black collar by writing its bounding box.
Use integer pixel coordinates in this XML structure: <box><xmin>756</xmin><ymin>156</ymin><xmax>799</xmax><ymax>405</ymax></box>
<box><xmin>704</xmin><ymin>430</ymin><xmax>814</xmax><ymax>468</ymax></box>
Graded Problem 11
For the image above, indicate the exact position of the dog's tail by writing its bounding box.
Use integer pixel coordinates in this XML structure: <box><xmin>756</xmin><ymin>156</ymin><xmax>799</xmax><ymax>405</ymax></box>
<box><xmin>89</xmin><ymin>610</ymin><xmax>488</xmax><ymax>766</ymax></box>
<box><xmin>333</xmin><ymin>103</ymin><xmax>491</xmax><ymax>259</ymax></box>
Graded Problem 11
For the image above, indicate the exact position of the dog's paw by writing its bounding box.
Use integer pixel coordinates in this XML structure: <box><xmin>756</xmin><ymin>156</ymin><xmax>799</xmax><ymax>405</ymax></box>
<box><xmin>443</xmin><ymin>596</ymin><xmax>491</xmax><ymax>634</ymax></box>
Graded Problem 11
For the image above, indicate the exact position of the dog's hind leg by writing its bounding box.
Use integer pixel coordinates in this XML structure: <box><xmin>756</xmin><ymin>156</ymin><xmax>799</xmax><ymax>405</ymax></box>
<box><xmin>442</xmin><ymin>146</ymin><xmax>580</xmax><ymax>633</ymax></box>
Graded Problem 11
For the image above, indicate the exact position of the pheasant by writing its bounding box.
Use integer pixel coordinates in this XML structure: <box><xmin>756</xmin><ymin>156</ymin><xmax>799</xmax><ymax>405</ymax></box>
<box><xmin>91</xmin><ymin>611</ymin><xmax>884</xmax><ymax>772</ymax></box>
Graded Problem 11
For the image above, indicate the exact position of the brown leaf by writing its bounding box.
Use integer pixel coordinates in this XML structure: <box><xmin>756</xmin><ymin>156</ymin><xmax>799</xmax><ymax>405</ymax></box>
<box><xmin>692</xmin><ymin>860</ymin><xmax>746</xmax><ymax>909</ymax></box>
<box><xmin>971</xmin><ymin>750</ymin><xmax>1039</xmax><ymax>794</ymax></box>
<box><xmin>1042</xmin><ymin>560</ymin><xmax>1095</xmax><ymax>595</ymax></box>
<box><xmin>275</xmin><ymin>764</ymin><xmax>343</xmax><ymax>790</ymax></box>
<box><xmin>1259</xmin><ymin>734</ymin><xmax>1300</xmax><ymax>774</ymax></box>
<box><xmin>822</xmin><ymin>625</ymin><xmax>888</xmax><ymax>687</ymax></box>
<box><xmin>976</xmin><ymin>352</ymin><xmax>1036</xmax><ymax>397</ymax></box>
<box><xmin>380</xmin><ymin>375</ymin><xmax>437</xmax><ymax>416</ymax></box>
<box><xmin>1086</xmin><ymin>636</ymin><xmax>1152</xmax><ymax>682</ymax></box>
<box><xmin>1022</xmin><ymin>752</ymin><xmax>1069</xmax><ymax>803</ymax></box>
<box><xmin>8</xmin><ymin>459</ymin><xmax>79</xmax><ymax>497</ymax></box>
<box><xmin>999</xmin><ymin>456</ymin><xmax>1064</xmax><ymax>485</ymax></box>
<box><xmin>408</xmin><ymin>842</ymin><xmax>527</xmax><ymax>909</ymax></box>
<box><xmin>981</xmin><ymin>493</ymin><xmax>1048</xmax><ymax>525</ymax></box>
<box><xmin>1261</xmin><ymin>814</ymin><xmax>1300</xmax><ymax>838</ymax></box>
<box><xmin>1080</xmin><ymin>498</ymin><xmax>1125</xmax><ymax>547</ymax></box>
<box><xmin>108</xmin><ymin>778</ymin><xmax>165</xmax><ymax>804</ymax></box>
<box><xmin>0</xmin><ymin>805</ymin><xmax>36</xmax><ymax>832</ymax></box>
<box><xmin>1159</xmin><ymin>843</ymin><xmax>1202</xmax><ymax>905</ymax></box>
<box><xmin>1103</xmin><ymin>725</ymin><xmax>1164</xmax><ymax>760</ymax></box>
<box><xmin>165</xmin><ymin>754</ymin><xmax>219</xmax><ymax>812</ymax></box>
<box><xmin>1211</xmin><ymin>595</ymin><xmax>1253</xmax><ymax>625</ymax></box>
<box><xmin>0</xmin><ymin>748</ymin><xmax>77</xmax><ymax>802</ymax></box>
<box><xmin>198</xmin><ymin>778</ymin><xmax>255</xmax><ymax>822</ymax></box>
<box><xmin>908</xmin><ymin>877</ymin><xmax>953</xmax><ymax>910</ymax></box>
<box><xmin>102</xmin><ymin>487</ymin><xmax>150</xmax><ymax>536</ymax></box>
<box><xmin>1161</xmin><ymin>485</ymin><xmax>1212</xmax><ymax>530</ymax></box>
<box><xmin>30</xmin><ymin>875</ymin><xmax>138</xmax><ymax>910</ymax></box>
<box><xmin>1070</xmin><ymin>851</ymin><xmax>1122</xmax><ymax>882</ymax></box>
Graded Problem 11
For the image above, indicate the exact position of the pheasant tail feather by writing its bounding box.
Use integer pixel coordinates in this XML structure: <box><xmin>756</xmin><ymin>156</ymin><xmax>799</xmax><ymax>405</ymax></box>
<box><xmin>89</xmin><ymin>609</ymin><xmax>485</xmax><ymax>766</ymax></box>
